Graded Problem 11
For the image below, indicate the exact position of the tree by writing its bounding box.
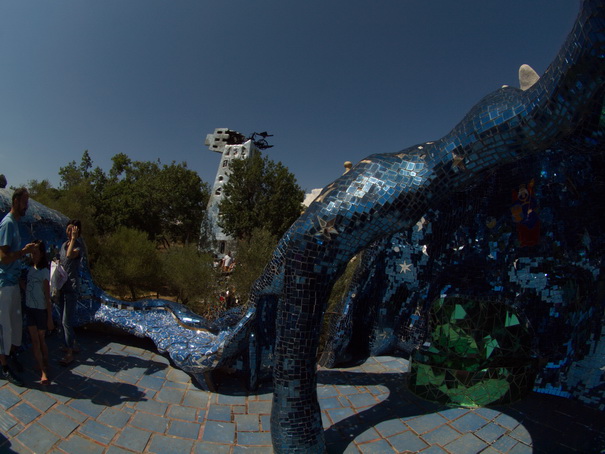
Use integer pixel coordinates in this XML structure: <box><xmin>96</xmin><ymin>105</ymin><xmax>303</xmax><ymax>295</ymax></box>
<box><xmin>160</xmin><ymin>245</ymin><xmax>217</xmax><ymax>304</ymax></box>
<box><xmin>218</xmin><ymin>152</ymin><xmax>304</xmax><ymax>240</ymax></box>
<box><xmin>24</xmin><ymin>150</ymin><xmax>212</xmax><ymax>302</ymax></box>
<box><xmin>58</xmin><ymin>150</ymin><xmax>95</xmax><ymax>190</ymax></box>
<box><xmin>52</xmin><ymin>151</ymin><xmax>210</xmax><ymax>245</ymax></box>
<box><xmin>98</xmin><ymin>156</ymin><xmax>209</xmax><ymax>244</ymax></box>
<box><xmin>229</xmin><ymin>228</ymin><xmax>279</xmax><ymax>304</ymax></box>
<box><xmin>27</xmin><ymin>179</ymin><xmax>61</xmax><ymax>207</ymax></box>
<box><xmin>156</xmin><ymin>162</ymin><xmax>209</xmax><ymax>244</ymax></box>
<box><xmin>93</xmin><ymin>227</ymin><xmax>161</xmax><ymax>300</ymax></box>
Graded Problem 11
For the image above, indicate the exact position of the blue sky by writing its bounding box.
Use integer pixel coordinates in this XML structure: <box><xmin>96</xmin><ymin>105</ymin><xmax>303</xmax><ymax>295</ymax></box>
<box><xmin>1</xmin><ymin>1</ymin><xmax>579</xmax><ymax>194</ymax></box>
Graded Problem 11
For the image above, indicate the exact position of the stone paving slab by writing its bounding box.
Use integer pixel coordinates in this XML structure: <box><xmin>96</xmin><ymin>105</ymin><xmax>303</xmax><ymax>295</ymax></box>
<box><xmin>0</xmin><ymin>326</ymin><xmax>603</xmax><ymax>453</ymax></box>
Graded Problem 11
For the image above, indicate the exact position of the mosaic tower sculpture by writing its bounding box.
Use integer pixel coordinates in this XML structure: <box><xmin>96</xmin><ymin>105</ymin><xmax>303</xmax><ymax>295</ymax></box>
<box><xmin>203</xmin><ymin>128</ymin><xmax>257</xmax><ymax>254</ymax></box>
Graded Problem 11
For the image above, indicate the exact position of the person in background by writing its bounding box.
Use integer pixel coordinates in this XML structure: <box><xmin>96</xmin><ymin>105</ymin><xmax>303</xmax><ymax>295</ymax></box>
<box><xmin>0</xmin><ymin>188</ymin><xmax>37</xmax><ymax>386</ymax></box>
<box><xmin>24</xmin><ymin>240</ymin><xmax>53</xmax><ymax>384</ymax></box>
<box><xmin>58</xmin><ymin>219</ymin><xmax>83</xmax><ymax>366</ymax></box>
<box><xmin>221</xmin><ymin>251</ymin><xmax>233</xmax><ymax>273</ymax></box>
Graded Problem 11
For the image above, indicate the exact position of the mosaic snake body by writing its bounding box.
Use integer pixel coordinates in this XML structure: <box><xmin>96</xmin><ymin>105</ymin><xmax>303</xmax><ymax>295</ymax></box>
<box><xmin>243</xmin><ymin>1</ymin><xmax>605</xmax><ymax>451</ymax></box>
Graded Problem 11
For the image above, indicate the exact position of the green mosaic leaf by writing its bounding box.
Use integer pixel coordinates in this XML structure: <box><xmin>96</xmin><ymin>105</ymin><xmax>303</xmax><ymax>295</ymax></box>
<box><xmin>505</xmin><ymin>312</ymin><xmax>520</xmax><ymax>327</ymax></box>
<box><xmin>410</xmin><ymin>297</ymin><xmax>533</xmax><ymax>407</ymax></box>
<box><xmin>414</xmin><ymin>363</ymin><xmax>432</xmax><ymax>386</ymax></box>
<box><xmin>483</xmin><ymin>336</ymin><xmax>500</xmax><ymax>358</ymax></box>
<box><xmin>451</xmin><ymin>304</ymin><xmax>467</xmax><ymax>321</ymax></box>
<box><xmin>446</xmin><ymin>378</ymin><xmax>510</xmax><ymax>407</ymax></box>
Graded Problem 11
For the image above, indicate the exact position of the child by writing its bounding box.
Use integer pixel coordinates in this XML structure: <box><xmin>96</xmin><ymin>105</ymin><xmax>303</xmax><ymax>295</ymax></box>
<box><xmin>24</xmin><ymin>240</ymin><xmax>53</xmax><ymax>384</ymax></box>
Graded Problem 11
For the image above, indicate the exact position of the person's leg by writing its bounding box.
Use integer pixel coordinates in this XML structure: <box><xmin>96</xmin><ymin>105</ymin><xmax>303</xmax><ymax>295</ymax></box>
<box><xmin>0</xmin><ymin>288</ymin><xmax>10</xmax><ymax>368</ymax></box>
<box><xmin>60</xmin><ymin>291</ymin><xmax>76</xmax><ymax>365</ymax></box>
<box><xmin>28</xmin><ymin>325</ymin><xmax>44</xmax><ymax>376</ymax></box>
<box><xmin>0</xmin><ymin>286</ymin><xmax>23</xmax><ymax>386</ymax></box>
<box><xmin>40</xmin><ymin>310</ymin><xmax>50</xmax><ymax>371</ymax></box>
<box><xmin>40</xmin><ymin>330</ymin><xmax>49</xmax><ymax>368</ymax></box>
<box><xmin>8</xmin><ymin>285</ymin><xmax>22</xmax><ymax>351</ymax></box>
<box><xmin>58</xmin><ymin>291</ymin><xmax>67</xmax><ymax>347</ymax></box>
<box><xmin>37</xmin><ymin>330</ymin><xmax>49</xmax><ymax>383</ymax></box>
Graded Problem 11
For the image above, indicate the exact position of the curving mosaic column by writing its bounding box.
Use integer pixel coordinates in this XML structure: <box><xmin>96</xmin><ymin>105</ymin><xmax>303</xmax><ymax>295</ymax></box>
<box><xmin>259</xmin><ymin>1</ymin><xmax>605</xmax><ymax>451</ymax></box>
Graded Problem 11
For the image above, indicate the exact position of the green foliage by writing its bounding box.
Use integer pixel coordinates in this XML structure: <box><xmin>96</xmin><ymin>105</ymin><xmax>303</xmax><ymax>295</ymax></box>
<box><xmin>230</xmin><ymin>228</ymin><xmax>279</xmax><ymax>303</ymax></box>
<box><xmin>94</xmin><ymin>227</ymin><xmax>161</xmax><ymax>300</ymax></box>
<box><xmin>27</xmin><ymin>179</ymin><xmax>61</xmax><ymax>206</ymax></box>
<box><xmin>23</xmin><ymin>150</ymin><xmax>215</xmax><ymax>305</ymax></box>
<box><xmin>25</xmin><ymin>150</ymin><xmax>217</xmax><ymax>307</ymax></box>
<box><xmin>327</xmin><ymin>255</ymin><xmax>361</xmax><ymax>309</ymax></box>
<box><xmin>37</xmin><ymin>151</ymin><xmax>210</xmax><ymax>246</ymax></box>
<box><xmin>319</xmin><ymin>254</ymin><xmax>362</xmax><ymax>356</ymax></box>
<box><xmin>218</xmin><ymin>152</ymin><xmax>304</xmax><ymax>240</ymax></box>
<box><xmin>160</xmin><ymin>245</ymin><xmax>218</xmax><ymax>304</ymax></box>
<box><xmin>262</xmin><ymin>162</ymin><xmax>306</xmax><ymax>237</ymax></box>
<box><xmin>93</xmin><ymin>154</ymin><xmax>210</xmax><ymax>244</ymax></box>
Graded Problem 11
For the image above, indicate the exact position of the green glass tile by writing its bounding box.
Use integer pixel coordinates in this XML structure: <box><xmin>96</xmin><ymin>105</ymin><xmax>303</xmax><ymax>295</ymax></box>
<box><xmin>505</xmin><ymin>312</ymin><xmax>520</xmax><ymax>327</ymax></box>
<box><xmin>452</xmin><ymin>304</ymin><xmax>467</xmax><ymax>320</ymax></box>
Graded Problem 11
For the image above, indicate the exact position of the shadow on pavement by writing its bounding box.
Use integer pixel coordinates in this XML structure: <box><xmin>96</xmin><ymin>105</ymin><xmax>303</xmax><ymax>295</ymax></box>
<box><xmin>318</xmin><ymin>369</ymin><xmax>605</xmax><ymax>454</ymax></box>
<box><xmin>13</xmin><ymin>328</ymin><xmax>169</xmax><ymax>407</ymax></box>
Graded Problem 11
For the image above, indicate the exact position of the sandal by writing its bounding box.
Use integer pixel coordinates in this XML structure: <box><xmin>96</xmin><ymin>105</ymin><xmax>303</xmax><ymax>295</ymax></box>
<box><xmin>41</xmin><ymin>378</ymin><xmax>51</xmax><ymax>385</ymax></box>
<box><xmin>59</xmin><ymin>354</ymin><xmax>74</xmax><ymax>367</ymax></box>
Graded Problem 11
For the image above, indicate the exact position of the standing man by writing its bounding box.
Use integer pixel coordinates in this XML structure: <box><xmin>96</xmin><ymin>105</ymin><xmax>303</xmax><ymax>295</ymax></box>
<box><xmin>0</xmin><ymin>188</ymin><xmax>36</xmax><ymax>386</ymax></box>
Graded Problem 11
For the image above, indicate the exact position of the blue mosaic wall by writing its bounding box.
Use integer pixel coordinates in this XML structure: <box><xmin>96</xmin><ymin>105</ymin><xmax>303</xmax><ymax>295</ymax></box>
<box><xmin>1</xmin><ymin>1</ymin><xmax>604</xmax><ymax>452</ymax></box>
<box><xmin>322</xmin><ymin>149</ymin><xmax>605</xmax><ymax>408</ymax></box>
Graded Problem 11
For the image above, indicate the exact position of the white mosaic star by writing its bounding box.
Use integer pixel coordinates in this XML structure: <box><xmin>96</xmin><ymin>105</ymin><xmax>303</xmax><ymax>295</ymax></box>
<box><xmin>399</xmin><ymin>261</ymin><xmax>412</xmax><ymax>273</ymax></box>
<box><xmin>317</xmin><ymin>216</ymin><xmax>338</xmax><ymax>240</ymax></box>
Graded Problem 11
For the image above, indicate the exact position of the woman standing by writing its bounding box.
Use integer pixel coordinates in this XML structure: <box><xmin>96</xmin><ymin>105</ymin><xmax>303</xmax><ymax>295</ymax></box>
<box><xmin>58</xmin><ymin>220</ymin><xmax>82</xmax><ymax>366</ymax></box>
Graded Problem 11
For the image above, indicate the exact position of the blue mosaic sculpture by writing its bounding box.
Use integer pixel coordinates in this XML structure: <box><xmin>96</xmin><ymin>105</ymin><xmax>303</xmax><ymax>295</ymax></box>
<box><xmin>2</xmin><ymin>1</ymin><xmax>604</xmax><ymax>452</ymax></box>
<box><xmin>240</xmin><ymin>1</ymin><xmax>605</xmax><ymax>451</ymax></box>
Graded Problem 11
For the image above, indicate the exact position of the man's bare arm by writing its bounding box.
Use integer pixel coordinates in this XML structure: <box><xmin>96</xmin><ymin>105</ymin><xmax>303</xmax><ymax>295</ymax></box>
<box><xmin>0</xmin><ymin>243</ymin><xmax>37</xmax><ymax>265</ymax></box>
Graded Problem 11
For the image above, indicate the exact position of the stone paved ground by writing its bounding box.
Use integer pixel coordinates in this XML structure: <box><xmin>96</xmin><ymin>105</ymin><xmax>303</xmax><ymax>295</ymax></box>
<box><xmin>0</xmin><ymin>326</ymin><xmax>603</xmax><ymax>453</ymax></box>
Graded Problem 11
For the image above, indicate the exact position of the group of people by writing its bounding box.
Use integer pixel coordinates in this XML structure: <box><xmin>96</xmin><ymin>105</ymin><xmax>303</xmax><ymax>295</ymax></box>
<box><xmin>0</xmin><ymin>188</ymin><xmax>83</xmax><ymax>386</ymax></box>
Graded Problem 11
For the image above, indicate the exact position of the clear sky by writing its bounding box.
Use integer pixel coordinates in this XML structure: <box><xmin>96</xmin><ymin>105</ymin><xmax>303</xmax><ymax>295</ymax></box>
<box><xmin>1</xmin><ymin>1</ymin><xmax>579</xmax><ymax>194</ymax></box>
